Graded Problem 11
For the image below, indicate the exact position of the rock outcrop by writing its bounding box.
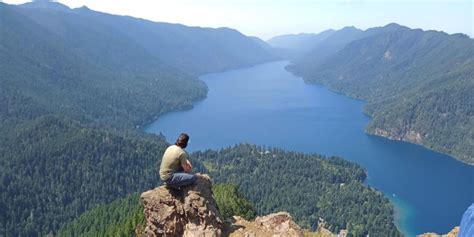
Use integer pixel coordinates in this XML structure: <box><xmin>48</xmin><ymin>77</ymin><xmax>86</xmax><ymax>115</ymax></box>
<box><xmin>417</xmin><ymin>227</ymin><xmax>459</xmax><ymax>237</ymax></box>
<box><xmin>140</xmin><ymin>174</ymin><xmax>314</xmax><ymax>237</ymax></box>
<box><xmin>227</xmin><ymin>212</ymin><xmax>304</xmax><ymax>237</ymax></box>
<box><xmin>140</xmin><ymin>174</ymin><xmax>223</xmax><ymax>236</ymax></box>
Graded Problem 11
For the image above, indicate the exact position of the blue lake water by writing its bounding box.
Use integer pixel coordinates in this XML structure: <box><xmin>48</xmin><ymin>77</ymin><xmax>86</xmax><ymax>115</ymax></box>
<box><xmin>146</xmin><ymin>61</ymin><xmax>474</xmax><ymax>236</ymax></box>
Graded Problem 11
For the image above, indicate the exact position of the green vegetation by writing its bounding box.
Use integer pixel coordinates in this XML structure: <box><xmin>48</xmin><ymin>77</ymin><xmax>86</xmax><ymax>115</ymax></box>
<box><xmin>0</xmin><ymin>2</ymin><xmax>404</xmax><ymax>236</ymax></box>
<box><xmin>0</xmin><ymin>116</ymin><xmax>169</xmax><ymax>236</ymax></box>
<box><xmin>56</xmin><ymin>184</ymin><xmax>256</xmax><ymax>236</ymax></box>
<box><xmin>19</xmin><ymin>2</ymin><xmax>274</xmax><ymax>76</ymax></box>
<box><xmin>193</xmin><ymin>144</ymin><xmax>402</xmax><ymax>236</ymax></box>
<box><xmin>0</xmin><ymin>2</ymin><xmax>208</xmax><ymax>128</ymax></box>
<box><xmin>57</xmin><ymin>193</ymin><xmax>145</xmax><ymax>237</ymax></box>
<box><xmin>56</xmin><ymin>147</ymin><xmax>399</xmax><ymax>237</ymax></box>
<box><xmin>289</xmin><ymin>23</ymin><xmax>474</xmax><ymax>164</ymax></box>
<box><xmin>72</xmin><ymin>8</ymin><xmax>275</xmax><ymax>75</ymax></box>
<box><xmin>213</xmin><ymin>184</ymin><xmax>256</xmax><ymax>220</ymax></box>
<box><xmin>0</xmin><ymin>2</ymin><xmax>274</xmax><ymax>235</ymax></box>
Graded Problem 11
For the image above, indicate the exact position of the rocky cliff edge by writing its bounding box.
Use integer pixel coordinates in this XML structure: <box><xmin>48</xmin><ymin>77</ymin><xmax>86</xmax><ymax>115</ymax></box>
<box><xmin>139</xmin><ymin>174</ymin><xmax>321</xmax><ymax>237</ymax></box>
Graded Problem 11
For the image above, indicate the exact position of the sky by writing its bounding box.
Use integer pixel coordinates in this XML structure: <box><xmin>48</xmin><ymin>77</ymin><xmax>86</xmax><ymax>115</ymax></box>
<box><xmin>3</xmin><ymin>0</ymin><xmax>473</xmax><ymax>39</ymax></box>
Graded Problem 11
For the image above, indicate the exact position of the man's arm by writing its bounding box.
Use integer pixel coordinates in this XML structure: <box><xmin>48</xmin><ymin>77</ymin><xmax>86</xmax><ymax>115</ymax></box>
<box><xmin>181</xmin><ymin>159</ymin><xmax>192</xmax><ymax>173</ymax></box>
<box><xmin>180</xmin><ymin>152</ymin><xmax>192</xmax><ymax>173</ymax></box>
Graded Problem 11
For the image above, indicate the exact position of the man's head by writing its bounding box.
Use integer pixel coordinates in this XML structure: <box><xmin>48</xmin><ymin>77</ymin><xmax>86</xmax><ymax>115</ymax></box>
<box><xmin>175</xmin><ymin>133</ymin><xmax>189</xmax><ymax>148</ymax></box>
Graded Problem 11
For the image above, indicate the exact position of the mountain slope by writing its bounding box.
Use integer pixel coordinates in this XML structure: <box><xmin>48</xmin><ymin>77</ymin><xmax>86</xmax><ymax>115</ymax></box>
<box><xmin>267</xmin><ymin>30</ymin><xmax>335</xmax><ymax>51</ymax></box>
<box><xmin>267</xmin><ymin>30</ymin><xmax>336</xmax><ymax>60</ymax></box>
<box><xmin>1</xmin><ymin>2</ymin><xmax>207</xmax><ymax>128</ymax></box>
<box><xmin>288</xmin><ymin>23</ymin><xmax>474</xmax><ymax>164</ymax></box>
<box><xmin>56</xmin><ymin>193</ymin><xmax>145</xmax><ymax>237</ymax></box>
<box><xmin>0</xmin><ymin>116</ymin><xmax>169</xmax><ymax>236</ymax></box>
<box><xmin>295</xmin><ymin>26</ymin><xmax>364</xmax><ymax>65</ymax></box>
<box><xmin>194</xmin><ymin>144</ymin><xmax>402</xmax><ymax>236</ymax></box>
<box><xmin>69</xmin><ymin>6</ymin><xmax>276</xmax><ymax>75</ymax></box>
<box><xmin>56</xmin><ymin>145</ymin><xmax>401</xmax><ymax>237</ymax></box>
<box><xmin>0</xmin><ymin>2</ymin><xmax>274</xmax><ymax>236</ymax></box>
<box><xmin>3</xmin><ymin>1</ymin><xmax>275</xmax><ymax>128</ymax></box>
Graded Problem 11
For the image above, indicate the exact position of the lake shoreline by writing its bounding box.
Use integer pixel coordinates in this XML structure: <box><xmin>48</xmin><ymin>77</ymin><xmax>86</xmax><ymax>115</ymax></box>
<box><xmin>284</xmin><ymin>64</ymin><xmax>472</xmax><ymax>166</ymax></box>
<box><xmin>143</xmin><ymin>61</ymin><xmax>474</xmax><ymax>233</ymax></box>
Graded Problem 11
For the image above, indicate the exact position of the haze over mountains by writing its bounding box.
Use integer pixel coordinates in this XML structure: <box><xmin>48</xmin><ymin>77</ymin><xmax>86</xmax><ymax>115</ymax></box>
<box><xmin>0</xmin><ymin>0</ymin><xmax>472</xmax><ymax>236</ymax></box>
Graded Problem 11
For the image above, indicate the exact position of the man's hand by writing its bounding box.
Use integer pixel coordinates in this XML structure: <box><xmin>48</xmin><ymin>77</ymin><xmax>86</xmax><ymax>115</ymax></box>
<box><xmin>182</xmin><ymin>159</ymin><xmax>193</xmax><ymax>173</ymax></box>
<box><xmin>186</xmin><ymin>160</ymin><xmax>193</xmax><ymax>170</ymax></box>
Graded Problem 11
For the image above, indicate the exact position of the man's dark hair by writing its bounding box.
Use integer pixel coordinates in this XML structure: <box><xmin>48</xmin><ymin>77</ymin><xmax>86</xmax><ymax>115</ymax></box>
<box><xmin>175</xmin><ymin>133</ymin><xmax>189</xmax><ymax>148</ymax></box>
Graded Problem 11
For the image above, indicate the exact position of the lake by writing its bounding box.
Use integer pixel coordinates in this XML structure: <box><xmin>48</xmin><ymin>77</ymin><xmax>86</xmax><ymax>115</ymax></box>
<box><xmin>145</xmin><ymin>61</ymin><xmax>474</xmax><ymax>236</ymax></box>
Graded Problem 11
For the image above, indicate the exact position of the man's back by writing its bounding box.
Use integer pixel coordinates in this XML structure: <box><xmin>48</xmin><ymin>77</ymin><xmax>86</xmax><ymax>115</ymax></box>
<box><xmin>159</xmin><ymin>145</ymin><xmax>187</xmax><ymax>181</ymax></box>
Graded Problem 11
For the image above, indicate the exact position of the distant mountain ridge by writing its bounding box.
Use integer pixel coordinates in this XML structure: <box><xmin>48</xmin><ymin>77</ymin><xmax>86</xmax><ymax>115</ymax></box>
<box><xmin>287</xmin><ymin>23</ymin><xmax>474</xmax><ymax>164</ymax></box>
<box><xmin>297</xmin><ymin>26</ymin><xmax>364</xmax><ymax>65</ymax></box>
<box><xmin>19</xmin><ymin>0</ymin><xmax>70</xmax><ymax>11</ymax></box>
<box><xmin>0</xmin><ymin>0</ymin><xmax>277</xmax><ymax>128</ymax></box>
<box><xmin>266</xmin><ymin>30</ymin><xmax>336</xmax><ymax>60</ymax></box>
<box><xmin>267</xmin><ymin>30</ymin><xmax>335</xmax><ymax>51</ymax></box>
<box><xmin>16</xmin><ymin>1</ymin><xmax>276</xmax><ymax>75</ymax></box>
<box><xmin>1</xmin><ymin>2</ymin><xmax>207</xmax><ymax>128</ymax></box>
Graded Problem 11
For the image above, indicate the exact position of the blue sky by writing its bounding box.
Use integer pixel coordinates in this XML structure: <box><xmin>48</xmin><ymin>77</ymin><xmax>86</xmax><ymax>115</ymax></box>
<box><xmin>3</xmin><ymin>0</ymin><xmax>473</xmax><ymax>39</ymax></box>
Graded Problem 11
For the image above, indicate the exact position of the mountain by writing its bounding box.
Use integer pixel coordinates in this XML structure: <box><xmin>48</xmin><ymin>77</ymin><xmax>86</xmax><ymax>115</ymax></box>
<box><xmin>56</xmin><ymin>145</ymin><xmax>401</xmax><ymax>236</ymax></box>
<box><xmin>267</xmin><ymin>30</ymin><xmax>335</xmax><ymax>51</ymax></box>
<box><xmin>295</xmin><ymin>26</ymin><xmax>364</xmax><ymax>65</ymax></box>
<box><xmin>193</xmin><ymin>144</ymin><xmax>402</xmax><ymax>236</ymax></box>
<box><xmin>69</xmin><ymin>5</ymin><xmax>276</xmax><ymax>75</ymax></box>
<box><xmin>1</xmin><ymin>2</ymin><xmax>207</xmax><ymax>128</ymax></box>
<box><xmin>267</xmin><ymin>30</ymin><xmax>336</xmax><ymax>60</ymax></box>
<box><xmin>288</xmin><ymin>23</ymin><xmax>474</xmax><ymax>164</ymax></box>
<box><xmin>0</xmin><ymin>2</ymin><xmax>414</xmax><ymax>236</ymax></box>
<box><xmin>1</xmin><ymin>0</ymin><xmax>277</xmax><ymax>127</ymax></box>
<box><xmin>0</xmin><ymin>116</ymin><xmax>170</xmax><ymax>236</ymax></box>
<box><xmin>0</xmin><ymin>2</ymin><xmax>274</xmax><ymax>236</ymax></box>
<box><xmin>57</xmin><ymin>193</ymin><xmax>145</xmax><ymax>237</ymax></box>
<box><xmin>13</xmin><ymin>1</ymin><xmax>276</xmax><ymax>76</ymax></box>
<box><xmin>19</xmin><ymin>0</ymin><xmax>70</xmax><ymax>11</ymax></box>
<box><xmin>249</xmin><ymin>36</ymin><xmax>274</xmax><ymax>52</ymax></box>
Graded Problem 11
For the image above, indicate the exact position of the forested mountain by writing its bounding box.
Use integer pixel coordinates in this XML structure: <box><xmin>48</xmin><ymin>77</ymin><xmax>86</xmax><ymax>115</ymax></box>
<box><xmin>16</xmin><ymin>1</ymin><xmax>275</xmax><ymax>75</ymax></box>
<box><xmin>55</xmin><ymin>145</ymin><xmax>400</xmax><ymax>237</ymax></box>
<box><xmin>212</xmin><ymin>183</ymin><xmax>256</xmax><ymax>221</ymax></box>
<box><xmin>296</xmin><ymin>26</ymin><xmax>364</xmax><ymax>65</ymax></box>
<box><xmin>266</xmin><ymin>30</ymin><xmax>336</xmax><ymax>60</ymax></box>
<box><xmin>0</xmin><ymin>116</ymin><xmax>168</xmax><ymax>236</ymax></box>
<box><xmin>194</xmin><ymin>144</ymin><xmax>402</xmax><ymax>236</ymax></box>
<box><xmin>0</xmin><ymin>2</ymin><xmax>275</xmax><ymax>235</ymax></box>
<box><xmin>267</xmin><ymin>30</ymin><xmax>335</xmax><ymax>51</ymax></box>
<box><xmin>0</xmin><ymin>2</ymin><xmax>207</xmax><ymax>128</ymax></box>
<box><xmin>1</xmin><ymin>2</ymin><xmax>408</xmax><ymax>236</ymax></box>
<box><xmin>249</xmin><ymin>36</ymin><xmax>274</xmax><ymax>52</ymax></box>
<box><xmin>267</xmin><ymin>27</ymin><xmax>366</xmax><ymax>61</ymax></box>
<box><xmin>57</xmin><ymin>193</ymin><xmax>145</xmax><ymax>237</ymax></box>
<box><xmin>288</xmin><ymin>23</ymin><xmax>474</xmax><ymax>164</ymax></box>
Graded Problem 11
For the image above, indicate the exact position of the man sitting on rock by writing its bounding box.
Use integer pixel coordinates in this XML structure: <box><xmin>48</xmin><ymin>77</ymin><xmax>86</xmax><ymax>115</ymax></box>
<box><xmin>159</xmin><ymin>133</ymin><xmax>198</xmax><ymax>189</ymax></box>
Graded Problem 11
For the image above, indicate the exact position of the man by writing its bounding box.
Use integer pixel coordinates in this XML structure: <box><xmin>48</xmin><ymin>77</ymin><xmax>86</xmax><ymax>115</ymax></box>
<box><xmin>159</xmin><ymin>133</ymin><xmax>197</xmax><ymax>189</ymax></box>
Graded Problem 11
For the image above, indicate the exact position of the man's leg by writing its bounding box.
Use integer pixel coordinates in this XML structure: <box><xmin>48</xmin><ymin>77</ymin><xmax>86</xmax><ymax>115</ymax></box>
<box><xmin>166</xmin><ymin>172</ymin><xmax>197</xmax><ymax>188</ymax></box>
